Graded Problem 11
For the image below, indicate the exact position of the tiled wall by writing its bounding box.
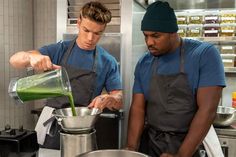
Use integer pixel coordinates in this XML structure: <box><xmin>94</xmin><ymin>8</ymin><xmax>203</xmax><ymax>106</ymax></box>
<box><xmin>0</xmin><ymin>0</ymin><xmax>57</xmax><ymax>130</ymax></box>
<box><xmin>33</xmin><ymin>0</ymin><xmax>57</xmax><ymax>49</ymax></box>
<box><xmin>0</xmin><ymin>0</ymin><xmax>34</xmax><ymax>130</ymax></box>
<box><xmin>33</xmin><ymin>0</ymin><xmax>57</xmax><ymax>111</ymax></box>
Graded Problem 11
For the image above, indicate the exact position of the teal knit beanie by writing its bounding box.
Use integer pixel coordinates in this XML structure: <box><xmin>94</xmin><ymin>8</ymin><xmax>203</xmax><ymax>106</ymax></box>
<box><xmin>141</xmin><ymin>1</ymin><xmax>178</xmax><ymax>33</ymax></box>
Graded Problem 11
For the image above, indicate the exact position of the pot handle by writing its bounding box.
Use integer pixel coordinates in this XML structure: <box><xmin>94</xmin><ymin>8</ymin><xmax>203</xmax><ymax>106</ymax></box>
<box><xmin>100</xmin><ymin>113</ymin><xmax>118</xmax><ymax>119</ymax></box>
<box><xmin>43</xmin><ymin>116</ymin><xmax>56</xmax><ymax>127</ymax></box>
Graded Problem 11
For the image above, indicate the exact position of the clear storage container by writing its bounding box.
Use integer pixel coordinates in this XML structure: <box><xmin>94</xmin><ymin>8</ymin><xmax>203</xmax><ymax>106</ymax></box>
<box><xmin>220</xmin><ymin>23</ymin><xmax>236</xmax><ymax>37</ymax></box>
<box><xmin>203</xmin><ymin>24</ymin><xmax>220</xmax><ymax>37</ymax></box>
<box><xmin>222</xmin><ymin>58</ymin><xmax>235</xmax><ymax>67</ymax></box>
<box><xmin>220</xmin><ymin>45</ymin><xmax>235</xmax><ymax>54</ymax></box>
<box><xmin>188</xmin><ymin>12</ymin><xmax>203</xmax><ymax>24</ymax></box>
<box><xmin>187</xmin><ymin>24</ymin><xmax>203</xmax><ymax>37</ymax></box>
<box><xmin>178</xmin><ymin>25</ymin><xmax>188</xmax><ymax>37</ymax></box>
<box><xmin>176</xmin><ymin>12</ymin><xmax>188</xmax><ymax>25</ymax></box>
<box><xmin>220</xmin><ymin>10</ymin><xmax>236</xmax><ymax>24</ymax></box>
<box><xmin>204</xmin><ymin>11</ymin><xmax>219</xmax><ymax>24</ymax></box>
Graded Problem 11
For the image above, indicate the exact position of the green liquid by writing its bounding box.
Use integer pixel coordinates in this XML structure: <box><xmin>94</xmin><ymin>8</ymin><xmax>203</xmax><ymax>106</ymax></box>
<box><xmin>66</xmin><ymin>92</ymin><xmax>77</xmax><ymax>116</ymax></box>
<box><xmin>16</xmin><ymin>79</ymin><xmax>77</xmax><ymax>116</ymax></box>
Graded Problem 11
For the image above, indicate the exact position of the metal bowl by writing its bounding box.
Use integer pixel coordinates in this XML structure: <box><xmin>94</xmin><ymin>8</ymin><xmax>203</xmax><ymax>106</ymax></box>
<box><xmin>213</xmin><ymin>106</ymin><xmax>236</xmax><ymax>127</ymax></box>
<box><xmin>53</xmin><ymin>107</ymin><xmax>102</xmax><ymax>130</ymax></box>
<box><xmin>77</xmin><ymin>149</ymin><xmax>150</xmax><ymax>157</ymax></box>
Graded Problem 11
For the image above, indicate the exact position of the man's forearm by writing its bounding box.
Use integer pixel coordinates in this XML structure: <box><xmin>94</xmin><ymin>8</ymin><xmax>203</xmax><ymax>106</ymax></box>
<box><xmin>10</xmin><ymin>50</ymin><xmax>41</xmax><ymax>69</ymax></box>
<box><xmin>126</xmin><ymin>106</ymin><xmax>145</xmax><ymax>150</ymax></box>
<box><xmin>126</xmin><ymin>94</ymin><xmax>146</xmax><ymax>151</ymax></box>
<box><xmin>9</xmin><ymin>51</ymin><xmax>31</xmax><ymax>69</ymax></box>
<box><xmin>177</xmin><ymin>108</ymin><xmax>216</xmax><ymax>157</ymax></box>
<box><xmin>108</xmin><ymin>90</ymin><xmax>123</xmax><ymax>109</ymax></box>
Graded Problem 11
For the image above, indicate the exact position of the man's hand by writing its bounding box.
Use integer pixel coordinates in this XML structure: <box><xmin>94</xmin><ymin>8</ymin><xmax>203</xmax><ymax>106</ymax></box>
<box><xmin>88</xmin><ymin>90</ymin><xmax>122</xmax><ymax>111</ymax></box>
<box><xmin>29</xmin><ymin>53</ymin><xmax>61</xmax><ymax>72</ymax></box>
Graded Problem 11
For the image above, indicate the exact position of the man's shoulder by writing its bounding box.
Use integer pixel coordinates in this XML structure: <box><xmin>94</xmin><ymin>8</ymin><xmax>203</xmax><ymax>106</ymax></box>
<box><xmin>96</xmin><ymin>45</ymin><xmax>118</xmax><ymax>62</ymax></box>
<box><xmin>137</xmin><ymin>52</ymin><xmax>153</xmax><ymax>65</ymax></box>
<box><xmin>185</xmin><ymin>38</ymin><xmax>215</xmax><ymax>55</ymax></box>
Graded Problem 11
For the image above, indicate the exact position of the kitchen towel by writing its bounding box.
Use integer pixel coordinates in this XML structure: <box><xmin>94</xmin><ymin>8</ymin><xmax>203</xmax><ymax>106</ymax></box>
<box><xmin>35</xmin><ymin>106</ymin><xmax>55</xmax><ymax>145</ymax></box>
<box><xmin>203</xmin><ymin>125</ymin><xmax>224</xmax><ymax>157</ymax></box>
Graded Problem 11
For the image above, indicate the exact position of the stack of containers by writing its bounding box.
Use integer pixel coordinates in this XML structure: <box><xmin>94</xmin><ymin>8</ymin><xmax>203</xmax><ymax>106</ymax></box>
<box><xmin>188</xmin><ymin>11</ymin><xmax>203</xmax><ymax>37</ymax></box>
<box><xmin>203</xmin><ymin>11</ymin><xmax>220</xmax><ymax>37</ymax></box>
<box><xmin>176</xmin><ymin>12</ymin><xmax>188</xmax><ymax>37</ymax></box>
<box><xmin>219</xmin><ymin>10</ymin><xmax>236</xmax><ymax>68</ymax></box>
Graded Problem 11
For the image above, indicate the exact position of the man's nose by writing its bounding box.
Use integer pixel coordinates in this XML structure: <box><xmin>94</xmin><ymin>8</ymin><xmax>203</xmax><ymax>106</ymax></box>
<box><xmin>87</xmin><ymin>32</ymin><xmax>94</xmax><ymax>41</ymax></box>
<box><xmin>146</xmin><ymin>37</ymin><xmax>154</xmax><ymax>46</ymax></box>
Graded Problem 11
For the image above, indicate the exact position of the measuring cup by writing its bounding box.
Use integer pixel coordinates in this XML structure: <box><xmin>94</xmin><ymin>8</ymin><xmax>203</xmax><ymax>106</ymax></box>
<box><xmin>8</xmin><ymin>67</ymin><xmax>71</xmax><ymax>103</ymax></box>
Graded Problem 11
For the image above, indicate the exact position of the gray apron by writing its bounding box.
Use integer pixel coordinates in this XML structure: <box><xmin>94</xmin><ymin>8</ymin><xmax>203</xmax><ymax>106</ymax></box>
<box><xmin>42</xmin><ymin>38</ymin><xmax>97</xmax><ymax>149</ymax></box>
<box><xmin>139</xmin><ymin>39</ymin><xmax>205</xmax><ymax>156</ymax></box>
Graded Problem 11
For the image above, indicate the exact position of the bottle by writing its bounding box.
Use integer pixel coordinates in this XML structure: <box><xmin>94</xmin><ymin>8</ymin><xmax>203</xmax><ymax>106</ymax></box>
<box><xmin>232</xmin><ymin>92</ymin><xmax>236</xmax><ymax>108</ymax></box>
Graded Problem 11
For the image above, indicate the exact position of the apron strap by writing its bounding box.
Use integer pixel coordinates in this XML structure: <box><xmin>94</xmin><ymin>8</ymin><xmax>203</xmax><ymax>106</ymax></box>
<box><xmin>179</xmin><ymin>38</ymin><xmax>185</xmax><ymax>73</ymax></box>
<box><xmin>151</xmin><ymin>38</ymin><xmax>185</xmax><ymax>75</ymax></box>
<box><xmin>92</xmin><ymin>48</ymin><xmax>98</xmax><ymax>72</ymax></box>
<box><xmin>60</xmin><ymin>37</ymin><xmax>97</xmax><ymax>72</ymax></box>
<box><xmin>60</xmin><ymin>38</ymin><xmax>76</xmax><ymax>65</ymax></box>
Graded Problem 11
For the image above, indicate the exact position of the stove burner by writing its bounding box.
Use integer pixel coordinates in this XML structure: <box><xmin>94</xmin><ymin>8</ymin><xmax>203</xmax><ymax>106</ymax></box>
<box><xmin>0</xmin><ymin>124</ymin><xmax>26</xmax><ymax>139</ymax></box>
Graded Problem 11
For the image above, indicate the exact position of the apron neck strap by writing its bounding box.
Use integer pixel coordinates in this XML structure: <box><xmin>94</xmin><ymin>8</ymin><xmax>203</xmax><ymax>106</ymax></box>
<box><xmin>151</xmin><ymin>37</ymin><xmax>185</xmax><ymax>74</ymax></box>
<box><xmin>179</xmin><ymin>38</ymin><xmax>185</xmax><ymax>73</ymax></box>
<box><xmin>60</xmin><ymin>37</ymin><xmax>97</xmax><ymax>72</ymax></box>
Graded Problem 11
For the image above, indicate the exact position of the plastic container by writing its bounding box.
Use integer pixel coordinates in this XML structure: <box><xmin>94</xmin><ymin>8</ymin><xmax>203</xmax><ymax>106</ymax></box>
<box><xmin>203</xmin><ymin>24</ymin><xmax>220</xmax><ymax>37</ymax></box>
<box><xmin>176</xmin><ymin>12</ymin><xmax>188</xmax><ymax>25</ymax></box>
<box><xmin>222</xmin><ymin>58</ymin><xmax>235</xmax><ymax>67</ymax></box>
<box><xmin>8</xmin><ymin>68</ymin><xmax>71</xmax><ymax>103</ymax></box>
<box><xmin>187</xmin><ymin>24</ymin><xmax>203</xmax><ymax>37</ymax></box>
<box><xmin>220</xmin><ymin>10</ymin><xmax>236</xmax><ymax>24</ymax></box>
<box><xmin>220</xmin><ymin>45</ymin><xmax>235</xmax><ymax>54</ymax></box>
<box><xmin>178</xmin><ymin>25</ymin><xmax>187</xmax><ymax>37</ymax></box>
<box><xmin>188</xmin><ymin>12</ymin><xmax>203</xmax><ymax>24</ymax></box>
<box><xmin>204</xmin><ymin>11</ymin><xmax>219</xmax><ymax>24</ymax></box>
<box><xmin>220</xmin><ymin>23</ymin><xmax>236</xmax><ymax>37</ymax></box>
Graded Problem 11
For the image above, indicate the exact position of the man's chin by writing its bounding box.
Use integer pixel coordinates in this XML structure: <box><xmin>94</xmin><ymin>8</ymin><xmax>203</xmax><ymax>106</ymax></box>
<box><xmin>149</xmin><ymin>51</ymin><xmax>160</xmax><ymax>56</ymax></box>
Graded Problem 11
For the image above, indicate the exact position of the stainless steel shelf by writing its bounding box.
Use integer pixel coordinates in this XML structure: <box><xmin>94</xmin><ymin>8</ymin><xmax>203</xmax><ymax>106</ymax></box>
<box><xmin>184</xmin><ymin>37</ymin><xmax>236</xmax><ymax>43</ymax></box>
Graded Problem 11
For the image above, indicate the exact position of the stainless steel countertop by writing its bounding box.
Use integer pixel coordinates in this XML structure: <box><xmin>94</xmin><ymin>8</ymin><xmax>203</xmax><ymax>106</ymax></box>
<box><xmin>39</xmin><ymin>148</ymin><xmax>60</xmax><ymax>157</ymax></box>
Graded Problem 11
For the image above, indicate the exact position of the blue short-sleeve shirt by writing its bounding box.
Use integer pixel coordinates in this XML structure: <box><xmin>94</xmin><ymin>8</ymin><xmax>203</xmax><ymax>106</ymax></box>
<box><xmin>133</xmin><ymin>39</ymin><xmax>226</xmax><ymax>100</ymax></box>
<box><xmin>38</xmin><ymin>40</ymin><xmax>122</xmax><ymax>97</ymax></box>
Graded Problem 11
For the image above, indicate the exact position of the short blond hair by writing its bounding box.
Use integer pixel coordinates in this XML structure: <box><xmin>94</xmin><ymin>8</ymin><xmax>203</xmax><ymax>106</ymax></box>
<box><xmin>79</xmin><ymin>1</ymin><xmax>112</xmax><ymax>24</ymax></box>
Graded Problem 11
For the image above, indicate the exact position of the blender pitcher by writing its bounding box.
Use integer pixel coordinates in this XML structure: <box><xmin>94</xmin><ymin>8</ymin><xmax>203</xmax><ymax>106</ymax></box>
<box><xmin>8</xmin><ymin>67</ymin><xmax>71</xmax><ymax>103</ymax></box>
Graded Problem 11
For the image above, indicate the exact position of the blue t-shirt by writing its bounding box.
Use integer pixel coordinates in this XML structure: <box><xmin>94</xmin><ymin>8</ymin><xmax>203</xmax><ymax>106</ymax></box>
<box><xmin>38</xmin><ymin>40</ymin><xmax>122</xmax><ymax>97</ymax></box>
<box><xmin>133</xmin><ymin>39</ymin><xmax>226</xmax><ymax>100</ymax></box>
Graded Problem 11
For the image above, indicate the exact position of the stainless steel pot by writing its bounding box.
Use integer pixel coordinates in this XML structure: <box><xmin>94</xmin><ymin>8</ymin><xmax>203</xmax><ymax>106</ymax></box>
<box><xmin>77</xmin><ymin>149</ymin><xmax>150</xmax><ymax>157</ymax></box>
<box><xmin>213</xmin><ymin>106</ymin><xmax>236</xmax><ymax>127</ymax></box>
<box><xmin>61</xmin><ymin>129</ymin><xmax>97</xmax><ymax>157</ymax></box>
<box><xmin>53</xmin><ymin>107</ymin><xmax>102</xmax><ymax>131</ymax></box>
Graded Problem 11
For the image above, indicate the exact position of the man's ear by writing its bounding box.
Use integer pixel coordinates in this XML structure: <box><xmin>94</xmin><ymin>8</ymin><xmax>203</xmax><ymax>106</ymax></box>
<box><xmin>77</xmin><ymin>15</ymin><xmax>82</xmax><ymax>28</ymax></box>
<box><xmin>77</xmin><ymin>18</ymin><xmax>81</xmax><ymax>28</ymax></box>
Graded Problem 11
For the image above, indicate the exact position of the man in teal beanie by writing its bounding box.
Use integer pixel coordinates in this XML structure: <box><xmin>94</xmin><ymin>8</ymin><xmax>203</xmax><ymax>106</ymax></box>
<box><xmin>126</xmin><ymin>1</ymin><xmax>225</xmax><ymax>157</ymax></box>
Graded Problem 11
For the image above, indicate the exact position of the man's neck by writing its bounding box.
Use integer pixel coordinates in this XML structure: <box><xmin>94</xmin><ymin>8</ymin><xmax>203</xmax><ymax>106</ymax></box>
<box><xmin>169</xmin><ymin>36</ymin><xmax>181</xmax><ymax>53</ymax></box>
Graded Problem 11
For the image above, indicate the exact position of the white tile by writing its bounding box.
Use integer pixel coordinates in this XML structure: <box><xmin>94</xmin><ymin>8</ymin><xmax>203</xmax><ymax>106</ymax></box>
<box><xmin>0</xmin><ymin>0</ymin><xmax>3</xmax><ymax>16</ymax></box>
<box><xmin>8</xmin><ymin>0</ymin><xmax>13</xmax><ymax>17</ymax></box>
